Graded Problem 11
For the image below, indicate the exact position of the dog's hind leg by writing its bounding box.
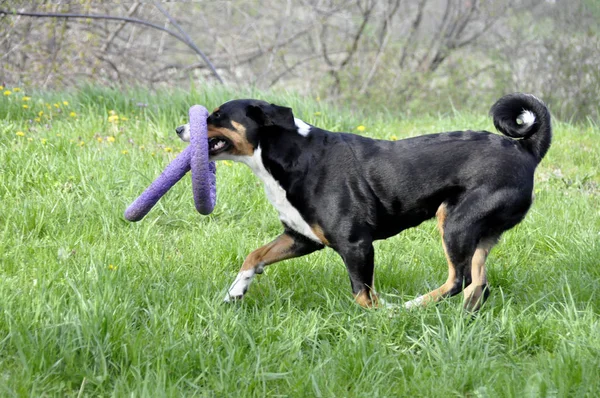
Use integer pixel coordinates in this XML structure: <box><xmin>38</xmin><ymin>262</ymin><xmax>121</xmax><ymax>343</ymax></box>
<box><xmin>404</xmin><ymin>203</ymin><xmax>473</xmax><ymax>309</ymax></box>
<box><xmin>224</xmin><ymin>231</ymin><xmax>323</xmax><ymax>302</ymax></box>
<box><xmin>462</xmin><ymin>238</ymin><xmax>496</xmax><ymax>312</ymax></box>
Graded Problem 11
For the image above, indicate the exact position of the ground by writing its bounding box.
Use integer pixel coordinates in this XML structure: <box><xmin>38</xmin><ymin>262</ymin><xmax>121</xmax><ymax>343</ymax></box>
<box><xmin>1</xmin><ymin>86</ymin><xmax>599</xmax><ymax>396</ymax></box>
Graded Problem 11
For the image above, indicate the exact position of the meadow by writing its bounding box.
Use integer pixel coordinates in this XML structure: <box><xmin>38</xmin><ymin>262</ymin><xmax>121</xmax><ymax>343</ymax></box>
<box><xmin>1</xmin><ymin>85</ymin><xmax>599</xmax><ymax>397</ymax></box>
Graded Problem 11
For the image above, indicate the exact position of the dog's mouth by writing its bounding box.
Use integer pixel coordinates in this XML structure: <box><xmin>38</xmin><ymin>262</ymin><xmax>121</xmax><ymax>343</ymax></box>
<box><xmin>208</xmin><ymin>137</ymin><xmax>232</xmax><ymax>156</ymax></box>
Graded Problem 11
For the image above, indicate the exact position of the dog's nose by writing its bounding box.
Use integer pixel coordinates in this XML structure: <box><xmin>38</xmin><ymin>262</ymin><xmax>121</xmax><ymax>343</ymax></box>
<box><xmin>175</xmin><ymin>126</ymin><xmax>184</xmax><ymax>136</ymax></box>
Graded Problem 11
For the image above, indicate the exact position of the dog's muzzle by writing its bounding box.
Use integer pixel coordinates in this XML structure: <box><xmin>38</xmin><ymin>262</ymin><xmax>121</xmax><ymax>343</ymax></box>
<box><xmin>176</xmin><ymin>124</ymin><xmax>190</xmax><ymax>142</ymax></box>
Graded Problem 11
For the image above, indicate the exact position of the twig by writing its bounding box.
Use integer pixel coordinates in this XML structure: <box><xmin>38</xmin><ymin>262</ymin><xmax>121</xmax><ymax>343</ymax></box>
<box><xmin>101</xmin><ymin>2</ymin><xmax>140</xmax><ymax>53</ymax></box>
<box><xmin>398</xmin><ymin>0</ymin><xmax>427</xmax><ymax>69</ymax></box>
<box><xmin>268</xmin><ymin>52</ymin><xmax>346</xmax><ymax>88</ymax></box>
<box><xmin>0</xmin><ymin>7</ymin><xmax>223</xmax><ymax>83</ymax></box>
<box><xmin>359</xmin><ymin>0</ymin><xmax>401</xmax><ymax>95</ymax></box>
<box><xmin>152</xmin><ymin>2</ymin><xmax>223</xmax><ymax>83</ymax></box>
<box><xmin>255</xmin><ymin>0</ymin><xmax>291</xmax><ymax>86</ymax></box>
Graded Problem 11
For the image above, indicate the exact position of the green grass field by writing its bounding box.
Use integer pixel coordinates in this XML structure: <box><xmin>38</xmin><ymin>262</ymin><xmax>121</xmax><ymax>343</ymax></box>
<box><xmin>1</xmin><ymin>85</ymin><xmax>599</xmax><ymax>397</ymax></box>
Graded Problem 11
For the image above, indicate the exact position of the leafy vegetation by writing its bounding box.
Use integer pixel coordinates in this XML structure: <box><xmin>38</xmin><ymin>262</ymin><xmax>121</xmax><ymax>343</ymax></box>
<box><xmin>1</xmin><ymin>86</ymin><xmax>599</xmax><ymax>396</ymax></box>
<box><xmin>2</xmin><ymin>2</ymin><xmax>600</xmax><ymax>122</ymax></box>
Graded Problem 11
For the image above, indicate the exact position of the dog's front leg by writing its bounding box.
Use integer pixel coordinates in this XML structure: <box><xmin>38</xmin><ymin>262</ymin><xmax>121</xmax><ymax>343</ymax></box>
<box><xmin>224</xmin><ymin>231</ymin><xmax>323</xmax><ymax>302</ymax></box>
<box><xmin>338</xmin><ymin>238</ymin><xmax>379</xmax><ymax>308</ymax></box>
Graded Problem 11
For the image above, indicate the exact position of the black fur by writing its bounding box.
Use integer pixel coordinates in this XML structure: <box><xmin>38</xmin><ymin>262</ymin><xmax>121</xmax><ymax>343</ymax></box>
<box><xmin>201</xmin><ymin>93</ymin><xmax>552</xmax><ymax>307</ymax></box>
<box><xmin>490</xmin><ymin>93</ymin><xmax>552</xmax><ymax>161</ymax></box>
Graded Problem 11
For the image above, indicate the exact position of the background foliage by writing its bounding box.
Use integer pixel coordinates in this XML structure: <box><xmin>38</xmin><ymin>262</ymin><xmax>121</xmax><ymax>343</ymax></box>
<box><xmin>1</xmin><ymin>0</ymin><xmax>599</xmax><ymax>122</ymax></box>
<box><xmin>1</xmin><ymin>2</ymin><xmax>600</xmax><ymax>395</ymax></box>
<box><xmin>0</xmin><ymin>86</ymin><xmax>599</xmax><ymax>396</ymax></box>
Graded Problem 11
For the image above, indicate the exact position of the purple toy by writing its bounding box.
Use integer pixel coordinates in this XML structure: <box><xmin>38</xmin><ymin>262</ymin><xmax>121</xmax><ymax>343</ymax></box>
<box><xmin>124</xmin><ymin>105</ymin><xmax>216</xmax><ymax>221</ymax></box>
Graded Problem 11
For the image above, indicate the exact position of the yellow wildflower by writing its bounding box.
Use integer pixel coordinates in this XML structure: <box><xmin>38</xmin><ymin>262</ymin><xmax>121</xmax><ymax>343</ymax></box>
<box><xmin>108</xmin><ymin>115</ymin><xmax>119</xmax><ymax>123</ymax></box>
<box><xmin>108</xmin><ymin>264</ymin><xmax>117</xmax><ymax>271</ymax></box>
<box><xmin>28</xmin><ymin>138</ymin><xmax>33</xmax><ymax>142</ymax></box>
<box><xmin>46</xmin><ymin>104</ymin><xmax>51</xmax><ymax>109</ymax></box>
<box><xmin>34</xmin><ymin>117</ymin><xmax>41</xmax><ymax>122</ymax></box>
<box><xmin>356</xmin><ymin>125</ymin><xmax>366</xmax><ymax>132</ymax></box>
<box><xmin>22</xmin><ymin>96</ymin><xmax>31</xmax><ymax>101</ymax></box>
<box><xmin>69</xmin><ymin>111</ymin><xmax>77</xmax><ymax>118</ymax></box>
<box><xmin>390</xmin><ymin>135</ymin><xmax>398</xmax><ymax>141</ymax></box>
<box><xmin>38</xmin><ymin>111</ymin><xmax>44</xmax><ymax>117</ymax></box>
<box><xmin>109</xmin><ymin>110</ymin><xmax>116</xmax><ymax>115</ymax></box>
<box><xmin>139</xmin><ymin>145</ymin><xmax>145</xmax><ymax>150</ymax></box>
<box><xmin>106</xmin><ymin>136</ymin><xmax>115</xmax><ymax>143</ymax></box>
<box><xmin>16</xmin><ymin>131</ymin><xmax>25</xmax><ymax>137</ymax></box>
<box><xmin>223</xmin><ymin>160</ymin><xmax>234</xmax><ymax>166</ymax></box>
<box><xmin>121</xmin><ymin>150</ymin><xmax>129</xmax><ymax>155</ymax></box>
<box><xmin>63</xmin><ymin>101</ymin><xmax>69</xmax><ymax>106</ymax></box>
<box><xmin>23</xmin><ymin>105</ymin><xmax>29</xmax><ymax>109</ymax></box>
<box><xmin>119</xmin><ymin>116</ymin><xmax>128</xmax><ymax>121</ymax></box>
<box><xmin>314</xmin><ymin>112</ymin><xmax>322</xmax><ymax>116</ymax></box>
<box><xmin>3</xmin><ymin>90</ymin><xmax>11</xmax><ymax>96</ymax></box>
<box><xmin>97</xmin><ymin>137</ymin><xmax>103</xmax><ymax>143</ymax></box>
<box><xmin>151</xmin><ymin>152</ymin><xmax>156</xmax><ymax>156</ymax></box>
<box><xmin>53</xmin><ymin>103</ymin><xmax>60</xmax><ymax>108</ymax></box>
<box><xmin>0</xmin><ymin>85</ymin><xmax>3</xmax><ymax>90</ymax></box>
<box><xmin>79</xmin><ymin>141</ymin><xmax>85</xmax><ymax>147</ymax></box>
<box><xmin>164</xmin><ymin>147</ymin><xmax>173</xmax><ymax>153</ymax></box>
<box><xmin>41</xmin><ymin>138</ymin><xmax>47</xmax><ymax>145</ymax></box>
<box><xmin>13</xmin><ymin>87</ymin><xmax>21</xmax><ymax>92</ymax></box>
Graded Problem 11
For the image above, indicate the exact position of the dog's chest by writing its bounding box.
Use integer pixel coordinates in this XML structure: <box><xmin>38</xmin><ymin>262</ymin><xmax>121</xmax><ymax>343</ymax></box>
<box><xmin>242</xmin><ymin>148</ymin><xmax>320</xmax><ymax>243</ymax></box>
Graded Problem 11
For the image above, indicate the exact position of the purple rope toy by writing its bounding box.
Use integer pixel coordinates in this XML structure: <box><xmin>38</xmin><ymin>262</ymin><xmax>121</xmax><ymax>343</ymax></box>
<box><xmin>124</xmin><ymin>105</ymin><xmax>216</xmax><ymax>221</ymax></box>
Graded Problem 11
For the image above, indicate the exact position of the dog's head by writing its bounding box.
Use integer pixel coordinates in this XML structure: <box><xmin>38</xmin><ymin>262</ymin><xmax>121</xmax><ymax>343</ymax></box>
<box><xmin>175</xmin><ymin>99</ymin><xmax>297</xmax><ymax>160</ymax></box>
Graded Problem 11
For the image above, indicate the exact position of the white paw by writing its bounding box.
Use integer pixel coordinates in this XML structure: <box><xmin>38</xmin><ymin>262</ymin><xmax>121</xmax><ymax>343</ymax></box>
<box><xmin>378</xmin><ymin>297</ymin><xmax>398</xmax><ymax>309</ymax></box>
<box><xmin>403</xmin><ymin>295</ymin><xmax>425</xmax><ymax>310</ymax></box>
<box><xmin>224</xmin><ymin>269</ymin><xmax>255</xmax><ymax>302</ymax></box>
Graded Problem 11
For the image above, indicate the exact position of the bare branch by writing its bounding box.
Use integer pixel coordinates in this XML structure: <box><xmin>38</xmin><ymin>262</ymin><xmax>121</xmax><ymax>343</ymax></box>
<box><xmin>101</xmin><ymin>2</ymin><xmax>140</xmax><ymax>53</ymax></box>
<box><xmin>152</xmin><ymin>2</ymin><xmax>223</xmax><ymax>83</ymax></box>
<box><xmin>0</xmin><ymin>7</ymin><xmax>223</xmax><ymax>83</ymax></box>
<box><xmin>340</xmin><ymin>0</ymin><xmax>375</xmax><ymax>68</ymax></box>
<box><xmin>359</xmin><ymin>0</ymin><xmax>401</xmax><ymax>94</ymax></box>
<box><xmin>398</xmin><ymin>0</ymin><xmax>426</xmax><ymax>69</ymax></box>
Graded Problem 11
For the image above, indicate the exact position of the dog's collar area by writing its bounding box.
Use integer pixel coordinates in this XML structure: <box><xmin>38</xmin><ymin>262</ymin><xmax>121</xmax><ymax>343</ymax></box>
<box><xmin>294</xmin><ymin>118</ymin><xmax>311</xmax><ymax>137</ymax></box>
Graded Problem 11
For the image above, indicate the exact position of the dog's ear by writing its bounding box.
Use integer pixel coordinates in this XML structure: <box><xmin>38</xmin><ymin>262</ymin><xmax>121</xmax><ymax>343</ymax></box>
<box><xmin>246</xmin><ymin>103</ymin><xmax>295</xmax><ymax>130</ymax></box>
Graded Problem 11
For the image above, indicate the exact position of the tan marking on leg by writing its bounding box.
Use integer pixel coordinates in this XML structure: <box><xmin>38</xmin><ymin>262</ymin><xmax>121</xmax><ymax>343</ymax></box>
<box><xmin>226</xmin><ymin>233</ymin><xmax>322</xmax><ymax>302</ymax></box>
<box><xmin>463</xmin><ymin>239</ymin><xmax>495</xmax><ymax>311</ymax></box>
<box><xmin>311</xmin><ymin>224</ymin><xmax>330</xmax><ymax>246</ymax></box>
<box><xmin>240</xmin><ymin>234</ymin><xmax>295</xmax><ymax>271</ymax></box>
<box><xmin>354</xmin><ymin>289</ymin><xmax>379</xmax><ymax>308</ymax></box>
<box><xmin>436</xmin><ymin>203</ymin><xmax>447</xmax><ymax>233</ymax></box>
<box><xmin>407</xmin><ymin>203</ymin><xmax>457</xmax><ymax>307</ymax></box>
<box><xmin>226</xmin><ymin>234</ymin><xmax>297</xmax><ymax>301</ymax></box>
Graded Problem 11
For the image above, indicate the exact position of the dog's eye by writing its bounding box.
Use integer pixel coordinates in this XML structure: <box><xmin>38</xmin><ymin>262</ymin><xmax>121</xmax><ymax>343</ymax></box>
<box><xmin>214</xmin><ymin>112</ymin><xmax>221</xmax><ymax>119</ymax></box>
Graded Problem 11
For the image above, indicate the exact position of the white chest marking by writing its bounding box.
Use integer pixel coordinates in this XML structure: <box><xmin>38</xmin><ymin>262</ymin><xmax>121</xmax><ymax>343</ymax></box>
<box><xmin>294</xmin><ymin>118</ymin><xmax>311</xmax><ymax>137</ymax></box>
<box><xmin>240</xmin><ymin>147</ymin><xmax>320</xmax><ymax>242</ymax></box>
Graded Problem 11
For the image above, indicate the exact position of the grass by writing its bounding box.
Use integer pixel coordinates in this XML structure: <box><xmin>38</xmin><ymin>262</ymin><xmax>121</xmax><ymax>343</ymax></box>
<box><xmin>1</xmin><ymin>84</ymin><xmax>599</xmax><ymax>397</ymax></box>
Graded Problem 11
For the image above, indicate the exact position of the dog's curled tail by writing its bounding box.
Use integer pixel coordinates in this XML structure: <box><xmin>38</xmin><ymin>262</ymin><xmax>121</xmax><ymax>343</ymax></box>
<box><xmin>490</xmin><ymin>93</ymin><xmax>552</xmax><ymax>162</ymax></box>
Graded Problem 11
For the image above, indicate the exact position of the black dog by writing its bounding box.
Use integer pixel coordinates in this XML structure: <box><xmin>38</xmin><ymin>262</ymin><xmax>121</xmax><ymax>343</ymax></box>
<box><xmin>176</xmin><ymin>93</ymin><xmax>551</xmax><ymax>310</ymax></box>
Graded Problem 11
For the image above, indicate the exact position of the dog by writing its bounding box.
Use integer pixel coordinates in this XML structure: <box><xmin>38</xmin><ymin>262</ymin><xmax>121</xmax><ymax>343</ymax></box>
<box><xmin>176</xmin><ymin>93</ymin><xmax>551</xmax><ymax>311</ymax></box>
